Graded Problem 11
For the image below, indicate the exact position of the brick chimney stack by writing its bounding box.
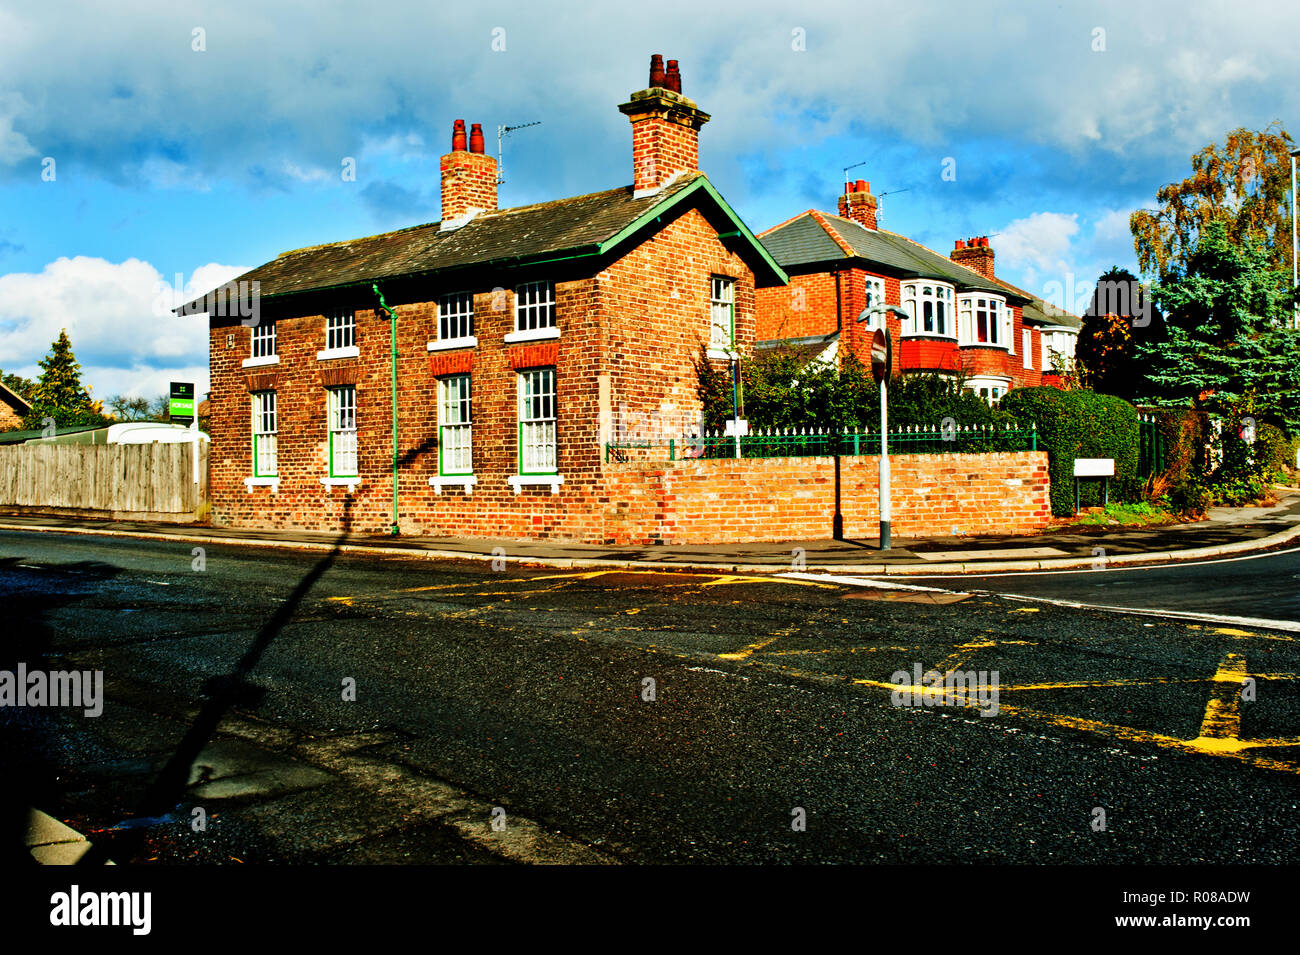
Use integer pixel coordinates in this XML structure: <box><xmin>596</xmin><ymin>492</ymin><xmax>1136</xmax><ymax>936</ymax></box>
<box><xmin>951</xmin><ymin>236</ymin><xmax>995</xmax><ymax>279</ymax></box>
<box><xmin>837</xmin><ymin>180</ymin><xmax>878</xmax><ymax>230</ymax></box>
<box><xmin>440</xmin><ymin>119</ymin><xmax>498</xmax><ymax>225</ymax></box>
<box><xmin>618</xmin><ymin>54</ymin><xmax>711</xmax><ymax>195</ymax></box>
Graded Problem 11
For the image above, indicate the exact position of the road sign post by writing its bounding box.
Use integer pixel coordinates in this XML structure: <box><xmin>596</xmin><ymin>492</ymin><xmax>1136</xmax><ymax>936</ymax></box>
<box><xmin>871</xmin><ymin>329</ymin><xmax>892</xmax><ymax>550</ymax></box>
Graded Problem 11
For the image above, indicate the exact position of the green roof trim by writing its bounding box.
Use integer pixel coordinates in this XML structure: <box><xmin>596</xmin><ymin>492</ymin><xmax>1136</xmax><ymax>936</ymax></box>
<box><xmin>598</xmin><ymin>176</ymin><xmax>788</xmax><ymax>285</ymax></box>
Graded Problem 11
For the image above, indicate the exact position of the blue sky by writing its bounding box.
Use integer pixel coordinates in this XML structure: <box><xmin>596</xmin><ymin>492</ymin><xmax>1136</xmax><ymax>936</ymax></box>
<box><xmin>2</xmin><ymin>0</ymin><xmax>1297</xmax><ymax>401</ymax></box>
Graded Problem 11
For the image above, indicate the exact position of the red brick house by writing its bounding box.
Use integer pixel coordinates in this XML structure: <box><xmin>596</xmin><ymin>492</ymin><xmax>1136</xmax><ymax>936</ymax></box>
<box><xmin>755</xmin><ymin>181</ymin><xmax>1080</xmax><ymax>400</ymax></box>
<box><xmin>0</xmin><ymin>381</ymin><xmax>31</xmax><ymax>431</ymax></box>
<box><xmin>182</xmin><ymin>57</ymin><xmax>786</xmax><ymax>539</ymax></box>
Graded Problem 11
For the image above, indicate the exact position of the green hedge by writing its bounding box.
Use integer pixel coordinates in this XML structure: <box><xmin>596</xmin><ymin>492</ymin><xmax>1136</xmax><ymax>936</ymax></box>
<box><xmin>999</xmin><ymin>387</ymin><xmax>1140</xmax><ymax>515</ymax></box>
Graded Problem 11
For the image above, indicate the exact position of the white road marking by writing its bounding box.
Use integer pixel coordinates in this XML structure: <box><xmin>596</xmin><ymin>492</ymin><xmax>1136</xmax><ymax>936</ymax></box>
<box><xmin>785</xmin><ymin>572</ymin><xmax>1300</xmax><ymax>633</ymax></box>
<box><xmin>898</xmin><ymin>544</ymin><xmax>1300</xmax><ymax>579</ymax></box>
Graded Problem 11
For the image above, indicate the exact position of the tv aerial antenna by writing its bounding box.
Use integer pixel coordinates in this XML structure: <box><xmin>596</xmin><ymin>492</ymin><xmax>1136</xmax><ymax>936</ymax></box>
<box><xmin>497</xmin><ymin>121</ymin><xmax>542</xmax><ymax>185</ymax></box>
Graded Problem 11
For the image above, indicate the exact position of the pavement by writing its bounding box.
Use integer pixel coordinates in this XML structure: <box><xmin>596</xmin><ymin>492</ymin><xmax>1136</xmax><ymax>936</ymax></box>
<box><xmin>2</xmin><ymin>489</ymin><xmax>1299</xmax><ymax>574</ymax></box>
<box><xmin>24</xmin><ymin>809</ymin><xmax>112</xmax><ymax>865</ymax></box>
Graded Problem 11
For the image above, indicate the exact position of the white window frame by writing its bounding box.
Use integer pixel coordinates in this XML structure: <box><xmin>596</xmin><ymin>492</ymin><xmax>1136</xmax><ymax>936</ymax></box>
<box><xmin>252</xmin><ymin>323</ymin><xmax>276</xmax><ymax>359</ymax></box>
<box><xmin>511</xmin><ymin>281</ymin><xmax>556</xmax><ymax>337</ymax></box>
<box><xmin>327</xmin><ymin>385</ymin><xmax>358</xmax><ymax>478</ymax></box>
<box><xmin>963</xmin><ymin>375</ymin><xmax>1012</xmax><ymax>406</ymax></box>
<box><xmin>957</xmin><ymin>293</ymin><xmax>1008</xmax><ymax>347</ymax></box>
<box><xmin>326</xmin><ymin>308</ymin><xmax>356</xmax><ymax>350</ymax></box>
<box><xmin>438</xmin><ymin>374</ymin><xmax>473</xmax><ymax>476</ymax></box>
<box><xmin>251</xmin><ymin>390</ymin><xmax>277</xmax><ymax>478</ymax></box>
<box><xmin>1022</xmin><ymin>328</ymin><xmax>1033</xmax><ymax>369</ymax></box>
<box><xmin>901</xmin><ymin>282</ymin><xmax>954</xmax><ymax>338</ymax></box>
<box><xmin>862</xmin><ymin>275</ymin><xmax>886</xmax><ymax>329</ymax></box>
<box><xmin>708</xmin><ymin>275</ymin><xmax>736</xmax><ymax>356</ymax></box>
<box><xmin>431</xmin><ymin>291</ymin><xmax>476</xmax><ymax>350</ymax></box>
<box><xmin>517</xmin><ymin>368</ymin><xmax>557</xmax><ymax>476</ymax></box>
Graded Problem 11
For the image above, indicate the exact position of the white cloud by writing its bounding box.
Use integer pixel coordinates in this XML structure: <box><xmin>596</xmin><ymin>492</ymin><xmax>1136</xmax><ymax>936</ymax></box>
<box><xmin>1092</xmin><ymin>208</ymin><xmax>1135</xmax><ymax>244</ymax></box>
<box><xmin>0</xmin><ymin>257</ymin><xmax>245</xmax><ymax>400</ymax></box>
<box><xmin>996</xmin><ymin>212</ymin><xmax>1080</xmax><ymax>273</ymax></box>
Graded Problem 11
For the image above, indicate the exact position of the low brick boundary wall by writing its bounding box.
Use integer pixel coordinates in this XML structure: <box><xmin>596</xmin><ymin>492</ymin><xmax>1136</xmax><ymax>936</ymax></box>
<box><xmin>602</xmin><ymin>452</ymin><xmax>1050</xmax><ymax>544</ymax></box>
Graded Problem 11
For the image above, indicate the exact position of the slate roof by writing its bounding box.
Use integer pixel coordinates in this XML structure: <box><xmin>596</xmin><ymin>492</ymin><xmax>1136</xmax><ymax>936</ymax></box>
<box><xmin>759</xmin><ymin>211</ymin><xmax>1031</xmax><ymax>303</ymax></box>
<box><xmin>178</xmin><ymin>174</ymin><xmax>785</xmax><ymax>313</ymax></box>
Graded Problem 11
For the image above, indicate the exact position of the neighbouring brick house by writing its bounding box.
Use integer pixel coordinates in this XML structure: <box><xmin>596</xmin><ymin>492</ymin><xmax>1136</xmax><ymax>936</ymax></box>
<box><xmin>755</xmin><ymin>181</ymin><xmax>1081</xmax><ymax>401</ymax></box>
<box><xmin>182</xmin><ymin>56</ymin><xmax>787</xmax><ymax>540</ymax></box>
<box><xmin>0</xmin><ymin>381</ymin><xmax>31</xmax><ymax>431</ymax></box>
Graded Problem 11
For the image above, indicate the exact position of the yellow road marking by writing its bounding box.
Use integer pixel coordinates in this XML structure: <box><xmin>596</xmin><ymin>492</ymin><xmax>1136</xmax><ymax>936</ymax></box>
<box><xmin>1188</xmin><ymin>653</ymin><xmax>1250</xmax><ymax>754</ymax></box>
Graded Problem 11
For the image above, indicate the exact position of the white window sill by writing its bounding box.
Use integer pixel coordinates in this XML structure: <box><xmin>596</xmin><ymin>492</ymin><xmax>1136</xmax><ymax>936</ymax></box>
<box><xmin>429</xmin><ymin>475</ymin><xmax>477</xmax><ymax>494</ymax></box>
<box><xmin>508</xmin><ymin>474</ymin><xmax>564</xmax><ymax>495</ymax></box>
<box><xmin>241</xmin><ymin>355</ymin><xmax>280</xmax><ymax>368</ymax></box>
<box><xmin>504</xmin><ymin>327</ymin><xmax>560</xmax><ymax>344</ymax></box>
<box><xmin>244</xmin><ymin>476</ymin><xmax>280</xmax><ymax>492</ymax></box>
<box><xmin>706</xmin><ymin>348</ymin><xmax>735</xmax><ymax>361</ymax></box>
<box><xmin>317</xmin><ymin>345</ymin><xmax>360</xmax><ymax>361</ymax></box>
<box><xmin>958</xmin><ymin>341</ymin><xmax>1011</xmax><ymax>350</ymax></box>
<box><xmin>427</xmin><ymin>337</ymin><xmax>478</xmax><ymax>352</ymax></box>
<box><xmin>321</xmin><ymin>477</ymin><xmax>362</xmax><ymax>492</ymax></box>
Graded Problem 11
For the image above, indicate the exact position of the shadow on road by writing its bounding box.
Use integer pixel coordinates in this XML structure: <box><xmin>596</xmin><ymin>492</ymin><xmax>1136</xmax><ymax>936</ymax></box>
<box><xmin>78</xmin><ymin>496</ymin><xmax>356</xmax><ymax>865</ymax></box>
<box><xmin>0</xmin><ymin>556</ymin><xmax>122</xmax><ymax>865</ymax></box>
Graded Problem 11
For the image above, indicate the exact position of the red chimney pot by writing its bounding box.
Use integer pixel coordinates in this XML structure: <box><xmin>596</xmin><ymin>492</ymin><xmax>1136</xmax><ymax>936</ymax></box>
<box><xmin>451</xmin><ymin>119</ymin><xmax>467</xmax><ymax>152</ymax></box>
<box><xmin>649</xmin><ymin>54</ymin><xmax>666</xmax><ymax>88</ymax></box>
<box><xmin>469</xmin><ymin>123</ymin><xmax>485</xmax><ymax>154</ymax></box>
<box><xmin>856</xmin><ymin>179</ymin><xmax>868</xmax><ymax>193</ymax></box>
<box><xmin>955</xmin><ymin>239</ymin><xmax>966</xmax><ymax>249</ymax></box>
<box><xmin>665</xmin><ymin>59</ymin><xmax>681</xmax><ymax>93</ymax></box>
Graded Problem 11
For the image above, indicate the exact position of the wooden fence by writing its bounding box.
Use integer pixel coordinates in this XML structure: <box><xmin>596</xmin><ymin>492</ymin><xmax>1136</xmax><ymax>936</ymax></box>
<box><xmin>0</xmin><ymin>442</ymin><xmax>209</xmax><ymax>521</ymax></box>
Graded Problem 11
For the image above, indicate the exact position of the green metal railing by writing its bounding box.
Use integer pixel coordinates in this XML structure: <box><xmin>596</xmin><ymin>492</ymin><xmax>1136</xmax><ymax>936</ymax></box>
<box><xmin>605</xmin><ymin>423</ymin><xmax>1038</xmax><ymax>463</ymax></box>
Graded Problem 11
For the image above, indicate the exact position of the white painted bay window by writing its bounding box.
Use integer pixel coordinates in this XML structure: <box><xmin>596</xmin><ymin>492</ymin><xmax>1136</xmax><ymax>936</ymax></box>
<box><xmin>901</xmin><ymin>282</ymin><xmax>953</xmax><ymax>337</ymax></box>
<box><xmin>957</xmin><ymin>293</ymin><xmax>1010</xmax><ymax>347</ymax></box>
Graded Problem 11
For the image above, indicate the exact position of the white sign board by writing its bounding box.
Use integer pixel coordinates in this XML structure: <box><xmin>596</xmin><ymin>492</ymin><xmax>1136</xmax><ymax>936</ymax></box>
<box><xmin>724</xmin><ymin>419</ymin><xmax>749</xmax><ymax>437</ymax></box>
<box><xmin>1073</xmin><ymin>458</ymin><xmax>1115</xmax><ymax>477</ymax></box>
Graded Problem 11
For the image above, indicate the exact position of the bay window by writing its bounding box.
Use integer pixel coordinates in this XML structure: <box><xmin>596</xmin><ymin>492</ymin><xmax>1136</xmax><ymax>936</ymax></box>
<box><xmin>901</xmin><ymin>282</ymin><xmax>953</xmax><ymax>337</ymax></box>
<box><xmin>957</xmin><ymin>293</ymin><xmax>1011</xmax><ymax>347</ymax></box>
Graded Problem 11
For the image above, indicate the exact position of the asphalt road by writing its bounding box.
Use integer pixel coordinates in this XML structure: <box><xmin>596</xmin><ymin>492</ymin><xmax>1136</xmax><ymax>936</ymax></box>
<box><xmin>3</xmin><ymin>529</ymin><xmax>1299</xmax><ymax>864</ymax></box>
<box><xmin>899</xmin><ymin>546</ymin><xmax>1300</xmax><ymax>628</ymax></box>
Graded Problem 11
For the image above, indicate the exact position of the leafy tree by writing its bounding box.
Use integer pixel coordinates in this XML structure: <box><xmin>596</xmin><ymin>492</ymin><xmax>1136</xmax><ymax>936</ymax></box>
<box><xmin>1130</xmin><ymin>123</ymin><xmax>1296</xmax><ymax>280</ymax></box>
<box><xmin>1</xmin><ymin>371</ymin><xmax>35</xmax><ymax>401</ymax></box>
<box><xmin>21</xmin><ymin>329</ymin><xmax>108</xmax><ymax>430</ymax></box>
<box><xmin>696</xmin><ymin>346</ymin><xmax>1012</xmax><ymax>432</ymax></box>
<box><xmin>1076</xmin><ymin>266</ymin><xmax>1165</xmax><ymax>399</ymax></box>
<box><xmin>1137</xmin><ymin>220</ymin><xmax>1300</xmax><ymax>434</ymax></box>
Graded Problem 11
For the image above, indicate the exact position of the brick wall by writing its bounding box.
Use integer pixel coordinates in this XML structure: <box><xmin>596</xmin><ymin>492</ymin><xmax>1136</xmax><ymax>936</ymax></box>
<box><xmin>603</xmin><ymin>451</ymin><xmax>1051</xmax><ymax>544</ymax></box>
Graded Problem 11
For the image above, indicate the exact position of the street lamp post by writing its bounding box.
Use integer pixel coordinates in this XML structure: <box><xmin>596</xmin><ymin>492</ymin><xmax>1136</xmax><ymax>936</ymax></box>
<box><xmin>858</xmin><ymin>304</ymin><xmax>910</xmax><ymax>550</ymax></box>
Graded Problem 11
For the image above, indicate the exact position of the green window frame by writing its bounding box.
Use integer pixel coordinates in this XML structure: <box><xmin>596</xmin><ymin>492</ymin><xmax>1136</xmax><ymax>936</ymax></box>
<box><xmin>327</xmin><ymin>385</ymin><xmax>358</xmax><ymax>477</ymax></box>
<box><xmin>438</xmin><ymin>374</ymin><xmax>473</xmax><ymax>476</ymax></box>
<box><xmin>252</xmin><ymin>390</ymin><xmax>277</xmax><ymax>477</ymax></box>
<box><xmin>517</xmin><ymin>368</ymin><xmax>556</xmax><ymax>475</ymax></box>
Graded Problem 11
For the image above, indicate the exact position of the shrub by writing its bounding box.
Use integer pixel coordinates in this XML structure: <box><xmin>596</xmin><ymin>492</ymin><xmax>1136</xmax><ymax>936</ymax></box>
<box><xmin>1000</xmin><ymin>386</ymin><xmax>1141</xmax><ymax>515</ymax></box>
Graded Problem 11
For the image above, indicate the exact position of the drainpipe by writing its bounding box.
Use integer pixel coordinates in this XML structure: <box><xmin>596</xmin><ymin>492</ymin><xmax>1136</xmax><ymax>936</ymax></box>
<box><xmin>372</xmin><ymin>283</ymin><xmax>400</xmax><ymax>536</ymax></box>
